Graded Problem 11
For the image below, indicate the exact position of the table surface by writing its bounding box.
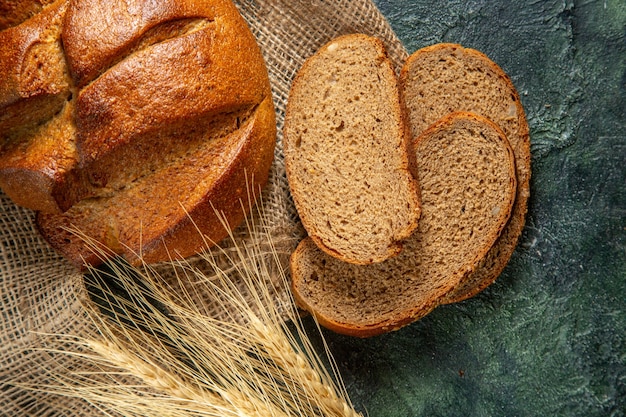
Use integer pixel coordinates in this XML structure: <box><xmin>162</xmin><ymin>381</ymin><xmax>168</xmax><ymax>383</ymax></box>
<box><xmin>310</xmin><ymin>1</ymin><xmax>626</xmax><ymax>416</ymax></box>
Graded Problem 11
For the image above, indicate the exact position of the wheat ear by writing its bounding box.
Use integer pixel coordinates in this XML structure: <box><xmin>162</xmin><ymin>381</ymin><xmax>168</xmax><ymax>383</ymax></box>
<box><xmin>85</xmin><ymin>337</ymin><xmax>289</xmax><ymax>417</ymax></box>
<box><xmin>194</xmin><ymin>199</ymin><xmax>361</xmax><ymax>417</ymax></box>
<box><xmin>21</xmin><ymin>189</ymin><xmax>362</xmax><ymax>417</ymax></box>
<box><xmin>247</xmin><ymin>316</ymin><xmax>361</xmax><ymax>417</ymax></box>
<box><xmin>85</xmin><ymin>338</ymin><xmax>207</xmax><ymax>402</ymax></box>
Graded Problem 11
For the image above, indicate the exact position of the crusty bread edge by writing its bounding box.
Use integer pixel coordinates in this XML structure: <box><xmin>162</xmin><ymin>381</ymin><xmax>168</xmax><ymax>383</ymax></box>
<box><xmin>24</xmin><ymin>0</ymin><xmax>278</xmax><ymax>269</ymax></box>
<box><xmin>283</xmin><ymin>33</ymin><xmax>421</xmax><ymax>266</ymax></box>
<box><xmin>35</xmin><ymin>95</ymin><xmax>276</xmax><ymax>270</ymax></box>
<box><xmin>133</xmin><ymin>95</ymin><xmax>277</xmax><ymax>265</ymax></box>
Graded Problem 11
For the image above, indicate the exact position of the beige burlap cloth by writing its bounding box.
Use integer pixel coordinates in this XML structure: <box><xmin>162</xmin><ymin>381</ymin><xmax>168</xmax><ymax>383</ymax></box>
<box><xmin>0</xmin><ymin>1</ymin><xmax>407</xmax><ymax>415</ymax></box>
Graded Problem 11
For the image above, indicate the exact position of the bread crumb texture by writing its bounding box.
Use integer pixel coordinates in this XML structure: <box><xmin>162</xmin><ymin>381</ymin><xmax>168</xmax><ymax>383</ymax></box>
<box><xmin>291</xmin><ymin>112</ymin><xmax>517</xmax><ymax>337</ymax></box>
<box><xmin>284</xmin><ymin>34</ymin><xmax>420</xmax><ymax>265</ymax></box>
<box><xmin>400</xmin><ymin>43</ymin><xmax>530</xmax><ymax>304</ymax></box>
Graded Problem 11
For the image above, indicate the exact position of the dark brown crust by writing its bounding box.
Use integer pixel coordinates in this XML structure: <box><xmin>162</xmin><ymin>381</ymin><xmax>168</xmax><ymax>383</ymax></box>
<box><xmin>399</xmin><ymin>43</ymin><xmax>531</xmax><ymax>304</ymax></box>
<box><xmin>290</xmin><ymin>112</ymin><xmax>517</xmax><ymax>337</ymax></box>
<box><xmin>62</xmin><ymin>0</ymin><xmax>216</xmax><ymax>88</ymax></box>
<box><xmin>132</xmin><ymin>96</ymin><xmax>276</xmax><ymax>265</ymax></box>
<box><xmin>0</xmin><ymin>0</ymin><xmax>73</xmax><ymax>213</ymax></box>
<box><xmin>36</xmin><ymin>97</ymin><xmax>275</xmax><ymax>269</ymax></box>
<box><xmin>0</xmin><ymin>0</ymin><xmax>57</xmax><ymax>30</ymax></box>
<box><xmin>2</xmin><ymin>0</ymin><xmax>276</xmax><ymax>268</ymax></box>
<box><xmin>0</xmin><ymin>101</ymin><xmax>80</xmax><ymax>213</ymax></box>
<box><xmin>0</xmin><ymin>0</ymin><xmax>69</xmax><ymax>126</ymax></box>
<box><xmin>284</xmin><ymin>33</ymin><xmax>421</xmax><ymax>265</ymax></box>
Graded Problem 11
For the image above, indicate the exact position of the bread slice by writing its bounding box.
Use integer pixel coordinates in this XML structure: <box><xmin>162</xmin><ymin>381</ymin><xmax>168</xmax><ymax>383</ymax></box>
<box><xmin>290</xmin><ymin>112</ymin><xmax>517</xmax><ymax>337</ymax></box>
<box><xmin>284</xmin><ymin>34</ymin><xmax>421</xmax><ymax>265</ymax></box>
<box><xmin>399</xmin><ymin>43</ymin><xmax>530</xmax><ymax>303</ymax></box>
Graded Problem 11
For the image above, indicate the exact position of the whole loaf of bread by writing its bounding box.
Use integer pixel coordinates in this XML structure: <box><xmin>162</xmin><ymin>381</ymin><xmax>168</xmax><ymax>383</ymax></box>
<box><xmin>0</xmin><ymin>0</ymin><xmax>276</xmax><ymax>268</ymax></box>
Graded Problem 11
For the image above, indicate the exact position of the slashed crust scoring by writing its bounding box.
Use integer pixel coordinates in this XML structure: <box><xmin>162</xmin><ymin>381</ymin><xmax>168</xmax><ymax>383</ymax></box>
<box><xmin>0</xmin><ymin>0</ymin><xmax>276</xmax><ymax>268</ymax></box>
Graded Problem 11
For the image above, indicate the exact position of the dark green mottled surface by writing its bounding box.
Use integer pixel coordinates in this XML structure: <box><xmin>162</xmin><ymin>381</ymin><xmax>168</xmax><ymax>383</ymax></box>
<box><xmin>311</xmin><ymin>1</ymin><xmax>626</xmax><ymax>416</ymax></box>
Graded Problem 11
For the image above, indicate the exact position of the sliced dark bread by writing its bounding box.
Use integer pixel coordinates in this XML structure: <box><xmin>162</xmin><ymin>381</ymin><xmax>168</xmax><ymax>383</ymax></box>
<box><xmin>290</xmin><ymin>112</ymin><xmax>517</xmax><ymax>337</ymax></box>
<box><xmin>284</xmin><ymin>34</ymin><xmax>421</xmax><ymax>265</ymax></box>
<box><xmin>399</xmin><ymin>43</ymin><xmax>530</xmax><ymax>303</ymax></box>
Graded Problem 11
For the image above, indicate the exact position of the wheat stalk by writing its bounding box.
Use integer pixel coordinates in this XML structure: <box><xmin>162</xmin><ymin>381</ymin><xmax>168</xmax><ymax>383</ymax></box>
<box><xmin>83</xmin><ymin>338</ymin><xmax>286</xmax><ymax>417</ymax></box>
<box><xmin>86</xmin><ymin>338</ymin><xmax>202</xmax><ymax>401</ymax></box>
<box><xmin>27</xmin><ymin>325</ymin><xmax>290</xmax><ymax>417</ymax></box>
<box><xmin>20</xmin><ymin>196</ymin><xmax>362</xmax><ymax>417</ymax></box>
<box><xmin>246</xmin><ymin>317</ymin><xmax>361</xmax><ymax>417</ymax></box>
<box><xmin>190</xmin><ymin>210</ymin><xmax>359</xmax><ymax>417</ymax></box>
